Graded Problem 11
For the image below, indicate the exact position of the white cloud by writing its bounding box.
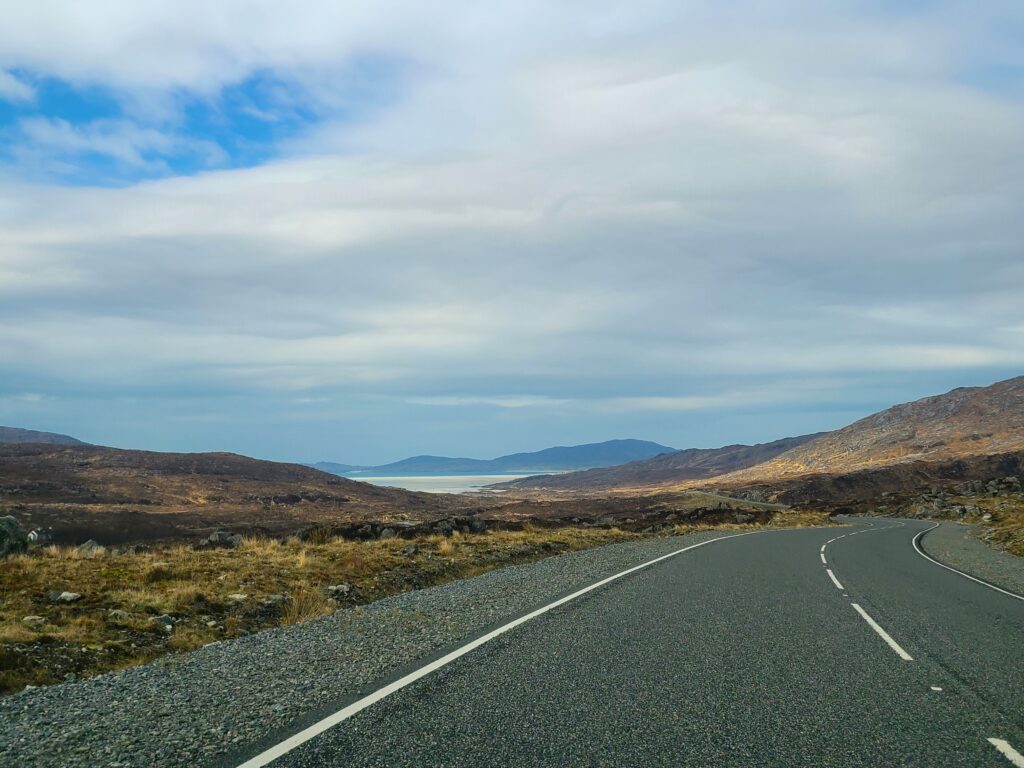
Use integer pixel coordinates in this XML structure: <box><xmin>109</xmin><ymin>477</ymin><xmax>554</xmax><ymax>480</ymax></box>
<box><xmin>0</xmin><ymin>2</ymin><xmax>1022</xmax><ymax>456</ymax></box>
<box><xmin>0</xmin><ymin>69</ymin><xmax>33</xmax><ymax>101</ymax></box>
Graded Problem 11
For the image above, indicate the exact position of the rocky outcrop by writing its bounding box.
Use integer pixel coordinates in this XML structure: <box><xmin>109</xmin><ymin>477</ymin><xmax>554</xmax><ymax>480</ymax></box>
<box><xmin>0</xmin><ymin>515</ymin><xmax>28</xmax><ymax>558</ymax></box>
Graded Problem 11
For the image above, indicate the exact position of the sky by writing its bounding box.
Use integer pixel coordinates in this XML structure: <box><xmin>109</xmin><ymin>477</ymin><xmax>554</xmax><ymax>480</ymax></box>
<box><xmin>1</xmin><ymin>1</ymin><xmax>1023</xmax><ymax>465</ymax></box>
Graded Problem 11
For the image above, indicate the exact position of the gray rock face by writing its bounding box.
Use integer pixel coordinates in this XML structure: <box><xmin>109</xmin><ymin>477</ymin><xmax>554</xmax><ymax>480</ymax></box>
<box><xmin>74</xmin><ymin>540</ymin><xmax>107</xmax><ymax>558</ymax></box>
<box><xmin>0</xmin><ymin>516</ymin><xmax>28</xmax><ymax>558</ymax></box>
<box><xmin>196</xmin><ymin>531</ymin><xmax>243</xmax><ymax>550</ymax></box>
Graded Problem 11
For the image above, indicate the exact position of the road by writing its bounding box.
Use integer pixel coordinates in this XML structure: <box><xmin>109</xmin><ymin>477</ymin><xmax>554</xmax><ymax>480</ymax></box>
<box><xmin>226</xmin><ymin>519</ymin><xmax>1024</xmax><ymax>767</ymax></box>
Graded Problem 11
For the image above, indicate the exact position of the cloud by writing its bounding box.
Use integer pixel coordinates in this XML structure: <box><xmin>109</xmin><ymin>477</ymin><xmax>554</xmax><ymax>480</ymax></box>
<box><xmin>0</xmin><ymin>69</ymin><xmax>33</xmax><ymax>101</ymax></box>
<box><xmin>0</xmin><ymin>2</ymin><xmax>1022</xmax><ymax>458</ymax></box>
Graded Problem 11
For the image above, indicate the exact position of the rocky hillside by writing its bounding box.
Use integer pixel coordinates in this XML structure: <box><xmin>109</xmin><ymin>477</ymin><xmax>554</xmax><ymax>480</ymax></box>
<box><xmin>500</xmin><ymin>376</ymin><xmax>1024</xmax><ymax>494</ymax></box>
<box><xmin>713</xmin><ymin>376</ymin><xmax>1024</xmax><ymax>486</ymax></box>
<box><xmin>0</xmin><ymin>427</ymin><xmax>87</xmax><ymax>446</ymax></box>
<box><xmin>495</xmin><ymin>434</ymin><xmax>823</xmax><ymax>493</ymax></box>
<box><xmin>0</xmin><ymin>444</ymin><xmax>478</xmax><ymax>544</ymax></box>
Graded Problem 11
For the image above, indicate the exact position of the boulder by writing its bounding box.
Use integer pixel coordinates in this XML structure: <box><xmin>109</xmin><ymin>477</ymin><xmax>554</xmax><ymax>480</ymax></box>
<box><xmin>74</xmin><ymin>540</ymin><xmax>107</xmax><ymax>558</ymax></box>
<box><xmin>150</xmin><ymin>614</ymin><xmax>174</xmax><ymax>632</ymax></box>
<box><xmin>469</xmin><ymin>519</ymin><xmax>488</xmax><ymax>534</ymax></box>
<box><xmin>226</xmin><ymin>593</ymin><xmax>248</xmax><ymax>602</ymax></box>
<box><xmin>401</xmin><ymin>544</ymin><xmax>419</xmax><ymax>556</ymax></box>
<box><xmin>196</xmin><ymin>531</ymin><xmax>243</xmax><ymax>550</ymax></box>
<box><xmin>21</xmin><ymin>615</ymin><xmax>46</xmax><ymax>628</ymax></box>
<box><xmin>378</xmin><ymin>527</ymin><xmax>397</xmax><ymax>540</ymax></box>
<box><xmin>0</xmin><ymin>516</ymin><xmax>28</xmax><ymax>558</ymax></box>
<box><xmin>107</xmin><ymin>609</ymin><xmax>131</xmax><ymax>622</ymax></box>
<box><xmin>325</xmin><ymin>583</ymin><xmax>352</xmax><ymax>597</ymax></box>
<box><xmin>48</xmin><ymin>591</ymin><xmax>82</xmax><ymax>604</ymax></box>
<box><xmin>733</xmin><ymin>512</ymin><xmax>755</xmax><ymax>524</ymax></box>
<box><xmin>27</xmin><ymin>529</ymin><xmax>54</xmax><ymax>545</ymax></box>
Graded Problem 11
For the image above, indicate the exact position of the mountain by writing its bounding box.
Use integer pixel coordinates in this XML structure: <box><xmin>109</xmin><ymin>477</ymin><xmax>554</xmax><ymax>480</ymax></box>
<box><xmin>501</xmin><ymin>375</ymin><xmax>1024</xmax><ymax>494</ymax></box>
<box><xmin>496</xmin><ymin>434</ymin><xmax>824</xmax><ymax>492</ymax></box>
<box><xmin>0</xmin><ymin>426</ymin><xmax>88</xmax><ymax>446</ymax></box>
<box><xmin>318</xmin><ymin>439</ymin><xmax>676</xmax><ymax>476</ymax></box>
<box><xmin>0</xmin><ymin>443</ymin><xmax>476</xmax><ymax>544</ymax></box>
<box><xmin>711</xmin><ymin>375</ymin><xmax>1024</xmax><ymax>486</ymax></box>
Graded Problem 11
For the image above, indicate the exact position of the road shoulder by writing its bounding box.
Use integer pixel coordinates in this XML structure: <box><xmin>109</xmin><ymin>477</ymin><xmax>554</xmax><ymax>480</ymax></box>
<box><xmin>920</xmin><ymin>522</ymin><xmax>1024</xmax><ymax>597</ymax></box>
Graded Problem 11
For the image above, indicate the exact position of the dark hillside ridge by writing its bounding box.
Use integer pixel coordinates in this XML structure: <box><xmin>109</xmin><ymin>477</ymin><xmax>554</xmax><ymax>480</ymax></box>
<box><xmin>0</xmin><ymin>426</ymin><xmax>88</xmax><ymax>446</ymax></box>
<box><xmin>0</xmin><ymin>443</ymin><xmax>475</xmax><ymax>544</ymax></box>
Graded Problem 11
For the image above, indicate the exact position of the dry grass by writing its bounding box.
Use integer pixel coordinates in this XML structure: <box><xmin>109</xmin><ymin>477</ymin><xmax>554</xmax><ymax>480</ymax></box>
<box><xmin>0</xmin><ymin>526</ymin><xmax>638</xmax><ymax>695</ymax></box>
<box><xmin>0</xmin><ymin>513</ymin><xmax>837</xmax><ymax>696</ymax></box>
<box><xmin>966</xmin><ymin>497</ymin><xmax>1024</xmax><ymax>557</ymax></box>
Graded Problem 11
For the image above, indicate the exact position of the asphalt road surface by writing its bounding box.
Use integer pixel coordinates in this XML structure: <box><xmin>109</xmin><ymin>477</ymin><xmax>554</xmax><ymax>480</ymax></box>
<box><xmin>226</xmin><ymin>520</ymin><xmax>1024</xmax><ymax>767</ymax></box>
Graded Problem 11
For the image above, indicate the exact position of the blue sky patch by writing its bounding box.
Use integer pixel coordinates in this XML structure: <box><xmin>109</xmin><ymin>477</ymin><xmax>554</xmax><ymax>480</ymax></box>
<box><xmin>0</xmin><ymin>57</ymin><xmax>404</xmax><ymax>186</ymax></box>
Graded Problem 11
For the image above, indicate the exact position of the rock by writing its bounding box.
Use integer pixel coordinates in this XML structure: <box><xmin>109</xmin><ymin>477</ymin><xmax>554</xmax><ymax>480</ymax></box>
<box><xmin>48</xmin><ymin>591</ymin><xmax>83</xmax><ymax>603</ymax></box>
<box><xmin>27</xmin><ymin>528</ymin><xmax>54</xmax><ymax>545</ymax></box>
<box><xmin>206</xmin><ymin>620</ymin><xmax>218</xmax><ymax>628</ymax></box>
<box><xmin>733</xmin><ymin>512</ymin><xmax>755</xmax><ymax>524</ymax></box>
<box><xmin>378</xmin><ymin>527</ymin><xmax>397</xmax><ymax>540</ymax></box>
<box><xmin>261</xmin><ymin>594</ymin><xmax>287</xmax><ymax>606</ymax></box>
<box><xmin>401</xmin><ymin>544</ymin><xmax>419</xmax><ymax>556</ymax></box>
<box><xmin>196</xmin><ymin>531</ymin><xmax>243</xmax><ymax>550</ymax></box>
<box><xmin>0</xmin><ymin>515</ymin><xmax>28</xmax><ymax>558</ymax></box>
<box><xmin>74</xmin><ymin>539</ymin><xmax>107</xmax><ymax>558</ymax></box>
<box><xmin>227</xmin><ymin>593</ymin><xmax>248</xmax><ymax>602</ymax></box>
<box><xmin>469</xmin><ymin>519</ymin><xmax>488</xmax><ymax>534</ymax></box>
<box><xmin>22</xmin><ymin>615</ymin><xmax>46</xmax><ymax>628</ymax></box>
<box><xmin>151</xmin><ymin>614</ymin><xmax>174</xmax><ymax>632</ymax></box>
<box><xmin>325</xmin><ymin>583</ymin><xmax>351</xmax><ymax>597</ymax></box>
<box><xmin>982</xmin><ymin>512</ymin><xmax>993</xmax><ymax>522</ymax></box>
<box><xmin>107</xmin><ymin>609</ymin><xmax>131</xmax><ymax>622</ymax></box>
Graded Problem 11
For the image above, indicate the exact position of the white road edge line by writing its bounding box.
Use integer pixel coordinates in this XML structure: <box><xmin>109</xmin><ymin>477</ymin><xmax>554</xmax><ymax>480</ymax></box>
<box><xmin>912</xmin><ymin>523</ymin><xmax>1024</xmax><ymax>602</ymax></box>
<box><xmin>820</xmin><ymin>552</ymin><xmax>827</xmax><ymax>564</ymax></box>
<box><xmin>234</xmin><ymin>530</ymin><xmax>765</xmax><ymax>768</ymax></box>
<box><xmin>851</xmin><ymin>603</ymin><xmax>913</xmax><ymax>661</ymax></box>
<box><xmin>826</xmin><ymin>569</ymin><xmax>844</xmax><ymax>590</ymax></box>
<box><xmin>989</xmin><ymin>738</ymin><xmax>1024</xmax><ymax>767</ymax></box>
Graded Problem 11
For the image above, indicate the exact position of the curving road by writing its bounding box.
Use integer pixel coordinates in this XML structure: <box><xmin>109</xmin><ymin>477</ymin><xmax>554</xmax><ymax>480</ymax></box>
<box><xmin>224</xmin><ymin>519</ymin><xmax>1024</xmax><ymax>767</ymax></box>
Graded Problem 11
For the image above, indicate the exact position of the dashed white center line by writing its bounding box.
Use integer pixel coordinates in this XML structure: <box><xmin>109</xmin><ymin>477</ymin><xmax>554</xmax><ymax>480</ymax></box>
<box><xmin>851</xmin><ymin>603</ymin><xmax>913</xmax><ymax>661</ymax></box>
<box><xmin>930</xmin><ymin>685</ymin><xmax>943</xmax><ymax>692</ymax></box>
<box><xmin>988</xmin><ymin>738</ymin><xmax>1024</xmax><ymax>767</ymax></box>
<box><xmin>825</xmin><ymin>569</ymin><xmax>844</xmax><ymax>590</ymax></box>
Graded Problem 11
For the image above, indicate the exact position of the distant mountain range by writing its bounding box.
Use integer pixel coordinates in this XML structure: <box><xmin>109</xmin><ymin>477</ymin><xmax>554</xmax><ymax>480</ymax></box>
<box><xmin>0</xmin><ymin>426</ymin><xmax>88</xmax><ymax>446</ymax></box>
<box><xmin>496</xmin><ymin>434</ymin><xmax>825</xmax><ymax>492</ymax></box>
<box><xmin>310</xmin><ymin>439</ymin><xmax>675</xmax><ymax>476</ymax></box>
<box><xmin>500</xmin><ymin>375</ymin><xmax>1024</xmax><ymax>493</ymax></box>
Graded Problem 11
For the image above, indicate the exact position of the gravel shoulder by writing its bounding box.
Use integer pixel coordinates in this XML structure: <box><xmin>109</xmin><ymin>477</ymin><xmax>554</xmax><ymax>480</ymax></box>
<box><xmin>0</xmin><ymin>529</ymin><xmax>734</xmax><ymax>768</ymax></box>
<box><xmin>920</xmin><ymin>522</ymin><xmax>1024</xmax><ymax>596</ymax></box>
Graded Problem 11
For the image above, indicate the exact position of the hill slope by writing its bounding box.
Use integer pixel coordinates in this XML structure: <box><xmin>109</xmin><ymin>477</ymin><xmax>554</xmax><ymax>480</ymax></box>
<box><xmin>0</xmin><ymin>443</ymin><xmax>474</xmax><ymax>543</ymax></box>
<box><xmin>321</xmin><ymin>439</ymin><xmax>675</xmax><ymax>475</ymax></box>
<box><xmin>0</xmin><ymin>426</ymin><xmax>87</xmax><ymax>446</ymax></box>
<box><xmin>497</xmin><ymin>434</ymin><xmax>823</xmax><ymax>492</ymax></box>
<box><xmin>713</xmin><ymin>375</ymin><xmax>1024</xmax><ymax>485</ymax></box>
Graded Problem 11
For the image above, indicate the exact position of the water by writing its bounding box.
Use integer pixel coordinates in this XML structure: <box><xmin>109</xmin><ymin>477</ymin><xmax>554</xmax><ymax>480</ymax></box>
<box><xmin>350</xmin><ymin>474</ymin><xmax>538</xmax><ymax>494</ymax></box>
